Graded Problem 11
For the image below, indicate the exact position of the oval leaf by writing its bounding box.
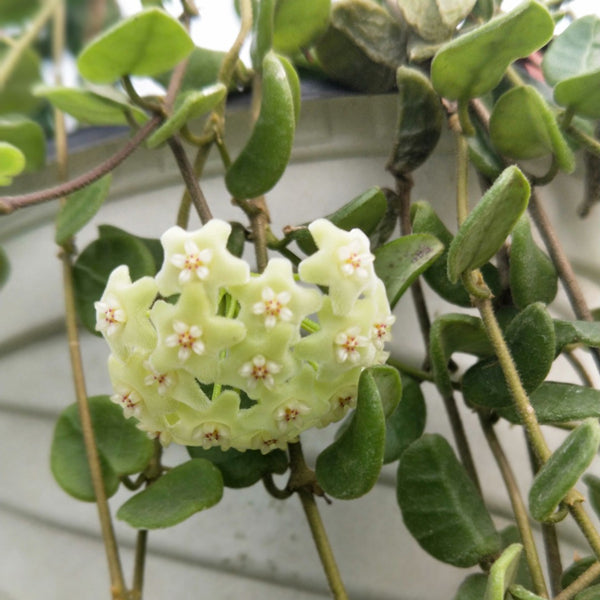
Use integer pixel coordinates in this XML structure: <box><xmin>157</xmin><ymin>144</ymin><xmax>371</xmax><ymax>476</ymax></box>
<box><xmin>384</xmin><ymin>373</ymin><xmax>426</xmax><ymax>464</ymax></box>
<box><xmin>554</xmin><ymin>70</ymin><xmax>600</xmax><ymax>120</ymax></box>
<box><xmin>187</xmin><ymin>446</ymin><xmax>288</xmax><ymax>489</ymax></box>
<box><xmin>554</xmin><ymin>319</ymin><xmax>600</xmax><ymax>355</ymax></box>
<box><xmin>0</xmin><ymin>43</ymin><xmax>41</xmax><ymax>114</ymax></box>
<box><xmin>250</xmin><ymin>0</ymin><xmax>276</xmax><ymax>70</ymax></box>
<box><xmin>117</xmin><ymin>459</ymin><xmax>223</xmax><ymax>529</ymax></box>
<box><xmin>484</xmin><ymin>543</ymin><xmax>523</xmax><ymax>600</ymax></box>
<box><xmin>225</xmin><ymin>51</ymin><xmax>295</xmax><ymax>199</ymax></box>
<box><xmin>509</xmin><ymin>215</ymin><xmax>558</xmax><ymax>309</ymax></box>
<box><xmin>387</xmin><ymin>66</ymin><xmax>444</xmax><ymax>176</ymax></box>
<box><xmin>371</xmin><ymin>364</ymin><xmax>402</xmax><ymax>418</ymax></box>
<box><xmin>431</xmin><ymin>1</ymin><xmax>554</xmax><ymax>100</ymax></box>
<box><xmin>0</xmin><ymin>141</ymin><xmax>25</xmax><ymax>186</ymax></box>
<box><xmin>490</xmin><ymin>86</ymin><xmax>575</xmax><ymax>172</ymax></box>
<box><xmin>529</xmin><ymin>418</ymin><xmax>600</xmax><ymax>522</ymax></box>
<box><xmin>560</xmin><ymin>556</ymin><xmax>600</xmax><ymax>590</ymax></box>
<box><xmin>316</xmin><ymin>370</ymin><xmax>385</xmax><ymax>499</ymax></box>
<box><xmin>147</xmin><ymin>83</ymin><xmax>227</xmax><ymax>148</ymax></box>
<box><xmin>447</xmin><ymin>166</ymin><xmax>530</xmax><ymax>283</ymax></box>
<box><xmin>454</xmin><ymin>574</ymin><xmax>489</xmax><ymax>600</ymax></box>
<box><xmin>0</xmin><ymin>115</ymin><xmax>45</xmax><ymax>171</ymax></box>
<box><xmin>374</xmin><ymin>233</ymin><xmax>444</xmax><ymax>309</ymax></box>
<box><xmin>55</xmin><ymin>175</ymin><xmax>112</xmax><ymax>246</ymax></box>
<box><xmin>397</xmin><ymin>434</ymin><xmax>501</xmax><ymax>567</ymax></box>
<box><xmin>77</xmin><ymin>8</ymin><xmax>194</xmax><ymax>83</ymax></box>
<box><xmin>584</xmin><ymin>476</ymin><xmax>600</xmax><ymax>525</ymax></box>
<box><xmin>462</xmin><ymin>303</ymin><xmax>555</xmax><ymax>409</ymax></box>
<box><xmin>273</xmin><ymin>0</ymin><xmax>331</xmax><ymax>55</ymax></box>
<box><xmin>542</xmin><ymin>15</ymin><xmax>600</xmax><ymax>85</ymax></box>
<box><xmin>50</xmin><ymin>396</ymin><xmax>154</xmax><ymax>502</ymax></box>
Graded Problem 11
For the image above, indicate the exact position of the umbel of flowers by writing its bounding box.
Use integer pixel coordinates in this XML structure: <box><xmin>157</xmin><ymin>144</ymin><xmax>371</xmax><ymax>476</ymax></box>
<box><xmin>95</xmin><ymin>219</ymin><xmax>395</xmax><ymax>453</ymax></box>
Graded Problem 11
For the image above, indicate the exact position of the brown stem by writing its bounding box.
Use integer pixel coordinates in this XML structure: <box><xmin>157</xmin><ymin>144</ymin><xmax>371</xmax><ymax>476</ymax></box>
<box><xmin>553</xmin><ymin>561</ymin><xmax>600</xmax><ymax>600</ymax></box>
<box><xmin>0</xmin><ymin>115</ymin><xmax>161</xmax><ymax>215</ymax></box>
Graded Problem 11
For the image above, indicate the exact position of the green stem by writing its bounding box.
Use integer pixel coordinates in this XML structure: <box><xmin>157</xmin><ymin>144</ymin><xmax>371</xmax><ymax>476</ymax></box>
<box><xmin>387</xmin><ymin>358</ymin><xmax>435</xmax><ymax>383</ymax></box>
<box><xmin>455</xmin><ymin>132</ymin><xmax>470</xmax><ymax>226</ymax></box>
<box><xmin>566</xmin><ymin>124</ymin><xmax>600</xmax><ymax>157</ymax></box>
<box><xmin>262</xmin><ymin>473</ymin><xmax>293</xmax><ymax>500</ymax></box>
<box><xmin>131</xmin><ymin>530</ymin><xmax>148</xmax><ymax>600</ymax></box>
<box><xmin>541</xmin><ymin>524</ymin><xmax>563</xmax><ymax>595</ymax></box>
<box><xmin>0</xmin><ymin>0</ymin><xmax>61</xmax><ymax>90</ymax></box>
<box><xmin>176</xmin><ymin>143</ymin><xmax>212</xmax><ymax>228</ymax></box>
<box><xmin>553</xmin><ymin>561</ymin><xmax>600</xmax><ymax>600</ymax></box>
<box><xmin>569</xmin><ymin>501</ymin><xmax>600</xmax><ymax>560</ymax></box>
<box><xmin>479</xmin><ymin>415</ymin><xmax>548</xmax><ymax>598</ymax></box>
<box><xmin>287</xmin><ymin>442</ymin><xmax>348</xmax><ymax>600</ymax></box>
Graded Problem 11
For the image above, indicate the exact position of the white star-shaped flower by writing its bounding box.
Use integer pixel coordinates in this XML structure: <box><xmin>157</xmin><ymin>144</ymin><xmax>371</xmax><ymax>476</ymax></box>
<box><xmin>95</xmin><ymin>294</ymin><xmax>126</xmax><ymax>337</ymax></box>
<box><xmin>192</xmin><ymin>422</ymin><xmax>231</xmax><ymax>450</ymax></box>
<box><xmin>143</xmin><ymin>361</ymin><xmax>174</xmax><ymax>396</ymax></box>
<box><xmin>170</xmin><ymin>240</ymin><xmax>213</xmax><ymax>284</ymax></box>
<box><xmin>165</xmin><ymin>320</ymin><xmax>205</xmax><ymax>362</ymax></box>
<box><xmin>111</xmin><ymin>387</ymin><xmax>142</xmax><ymax>419</ymax></box>
<box><xmin>334</xmin><ymin>326</ymin><xmax>369</xmax><ymax>363</ymax></box>
<box><xmin>239</xmin><ymin>354</ymin><xmax>282</xmax><ymax>390</ymax></box>
<box><xmin>252</xmin><ymin>286</ymin><xmax>293</xmax><ymax>329</ymax></box>
<box><xmin>273</xmin><ymin>400</ymin><xmax>311</xmax><ymax>433</ymax></box>
<box><xmin>338</xmin><ymin>240</ymin><xmax>375</xmax><ymax>279</ymax></box>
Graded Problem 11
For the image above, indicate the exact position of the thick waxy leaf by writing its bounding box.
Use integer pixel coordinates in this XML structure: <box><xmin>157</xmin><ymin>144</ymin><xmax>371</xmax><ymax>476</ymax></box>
<box><xmin>384</xmin><ymin>373</ymin><xmax>426</xmax><ymax>464</ymax></box>
<box><xmin>468</xmin><ymin>118</ymin><xmax>504</xmax><ymax>180</ymax></box>
<box><xmin>35</xmin><ymin>85</ymin><xmax>147</xmax><ymax>125</ymax></box>
<box><xmin>462</xmin><ymin>303</ymin><xmax>555</xmax><ymax>409</ymax></box>
<box><xmin>374</xmin><ymin>233</ymin><xmax>444</xmax><ymax>309</ymax></box>
<box><xmin>225</xmin><ymin>52</ymin><xmax>295</xmax><ymax>199</ymax></box>
<box><xmin>484</xmin><ymin>543</ymin><xmax>523</xmax><ymax>600</ymax></box>
<box><xmin>560</xmin><ymin>556</ymin><xmax>600</xmax><ymax>590</ymax></box>
<box><xmin>147</xmin><ymin>84</ymin><xmax>227</xmax><ymax>148</ymax></box>
<box><xmin>51</xmin><ymin>396</ymin><xmax>154</xmax><ymax>502</ymax></box>
<box><xmin>0</xmin><ymin>141</ymin><xmax>25</xmax><ymax>186</ymax></box>
<box><xmin>314</xmin><ymin>0</ymin><xmax>407</xmax><ymax>93</ymax></box>
<box><xmin>397</xmin><ymin>0</ymin><xmax>477</xmax><ymax>43</ymax></box>
<box><xmin>117</xmin><ymin>459</ymin><xmax>223</xmax><ymax>529</ymax></box>
<box><xmin>499</xmin><ymin>526</ymin><xmax>534</xmax><ymax>590</ymax></box>
<box><xmin>490</xmin><ymin>86</ymin><xmax>575</xmax><ymax>172</ymax></box>
<box><xmin>77</xmin><ymin>8</ymin><xmax>194</xmax><ymax>83</ymax></box>
<box><xmin>431</xmin><ymin>1</ymin><xmax>554</xmax><ymax>100</ymax></box>
<box><xmin>508</xmin><ymin>585</ymin><xmax>545</xmax><ymax>600</ymax></box>
<box><xmin>447</xmin><ymin>166</ymin><xmax>530</xmax><ymax>283</ymax></box>
<box><xmin>371</xmin><ymin>365</ymin><xmax>402</xmax><ymax>418</ymax></box>
<box><xmin>0</xmin><ymin>115</ymin><xmax>44</xmax><ymax>171</ymax></box>
<box><xmin>498</xmin><ymin>382</ymin><xmax>600</xmax><ymax>424</ymax></box>
<box><xmin>573</xmin><ymin>585</ymin><xmax>600</xmax><ymax>600</ymax></box>
<box><xmin>289</xmin><ymin>187</ymin><xmax>388</xmax><ymax>255</ymax></box>
<box><xmin>554</xmin><ymin>71</ymin><xmax>600</xmax><ymax>120</ymax></box>
<box><xmin>187</xmin><ymin>446</ymin><xmax>288</xmax><ymax>488</ymax></box>
<box><xmin>0</xmin><ymin>44</ymin><xmax>41</xmax><ymax>114</ymax></box>
<box><xmin>554</xmin><ymin>319</ymin><xmax>600</xmax><ymax>355</ymax></box>
<box><xmin>0</xmin><ymin>0</ymin><xmax>39</xmax><ymax>23</ymax></box>
<box><xmin>73</xmin><ymin>227</ymin><xmax>156</xmax><ymax>335</ymax></box>
<box><xmin>387</xmin><ymin>66</ymin><xmax>443</xmax><ymax>175</ymax></box>
<box><xmin>273</xmin><ymin>0</ymin><xmax>331</xmax><ymax>55</ymax></box>
<box><xmin>584</xmin><ymin>476</ymin><xmax>600</xmax><ymax>524</ymax></box>
<box><xmin>0</xmin><ymin>246</ymin><xmax>10</xmax><ymax>289</ymax></box>
<box><xmin>250</xmin><ymin>0</ymin><xmax>275</xmax><ymax>69</ymax></box>
<box><xmin>99</xmin><ymin>224</ymin><xmax>164</xmax><ymax>272</ymax></box>
<box><xmin>509</xmin><ymin>215</ymin><xmax>558</xmax><ymax>309</ymax></box>
<box><xmin>55</xmin><ymin>176</ymin><xmax>112</xmax><ymax>246</ymax></box>
<box><xmin>154</xmin><ymin>46</ymin><xmax>250</xmax><ymax>93</ymax></box>
<box><xmin>542</xmin><ymin>16</ymin><xmax>600</xmax><ymax>85</ymax></box>
<box><xmin>454</xmin><ymin>574</ymin><xmax>489</xmax><ymax>600</ymax></box>
<box><xmin>529</xmin><ymin>418</ymin><xmax>600</xmax><ymax>522</ymax></box>
<box><xmin>411</xmin><ymin>201</ymin><xmax>501</xmax><ymax>306</ymax></box>
<box><xmin>316</xmin><ymin>370</ymin><xmax>385</xmax><ymax>499</ymax></box>
<box><xmin>397</xmin><ymin>434</ymin><xmax>501</xmax><ymax>567</ymax></box>
<box><xmin>430</xmin><ymin>313</ymin><xmax>492</xmax><ymax>398</ymax></box>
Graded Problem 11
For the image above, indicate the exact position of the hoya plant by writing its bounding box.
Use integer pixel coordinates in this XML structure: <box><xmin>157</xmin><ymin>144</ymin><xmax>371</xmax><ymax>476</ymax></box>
<box><xmin>2</xmin><ymin>0</ymin><xmax>600</xmax><ymax>598</ymax></box>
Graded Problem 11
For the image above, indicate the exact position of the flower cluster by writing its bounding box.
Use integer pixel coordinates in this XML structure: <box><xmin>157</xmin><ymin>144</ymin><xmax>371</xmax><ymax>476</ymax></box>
<box><xmin>95</xmin><ymin>219</ymin><xmax>395</xmax><ymax>453</ymax></box>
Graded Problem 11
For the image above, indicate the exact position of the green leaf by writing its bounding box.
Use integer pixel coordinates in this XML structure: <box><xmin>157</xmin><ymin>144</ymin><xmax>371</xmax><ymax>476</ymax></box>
<box><xmin>387</xmin><ymin>66</ymin><xmax>443</xmax><ymax>175</ymax></box>
<box><xmin>98</xmin><ymin>224</ymin><xmax>164</xmax><ymax>273</ymax></box>
<box><xmin>411</xmin><ymin>200</ymin><xmax>501</xmax><ymax>306</ymax></box>
<box><xmin>447</xmin><ymin>166</ymin><xmax>530</xmax><ymax>283</ymax></box>
<box><xmin>226</xmin><ymin>221</ymin><xmax>247</xmax><ymax>258</ymax></box>
<box><xmin>397</xmin><ymin>434</ymin><xmax>501</xmax><ymax>567</ymax></box>
<box><xmin>490</xmin><ymin>86</ymin><xmax>575</xmax><ymax>172</ymax></box>
<box><xmin>498</xmin><ymin>382</ymin><xmax>600</xmax><ymax>424</ymax></box>
<box><xmin>0</xmin><ymin>245</ymin><xmax>10</xmax><ymax>289</ymax></box>
<box><xmin>554</xmin><ymin>70</ymin><xmax>600</xmax><ymax>120</ymax></box>
<box><xmin>0</xmin><ymin>43</ymin><xmax>41</xmax><ymax>114</ymax></box>
<box><xmin>397</xmin><ymin>0</ymin><xmax>477</xmax><ymax>43</ymax></box>
<box><xmin>561</xmin><ymin>556</ymin><xmax>600</xmax><ymax>590</ymax></box>
<box><xmin>454</xmin><ymin>574</ymin><xmax>489</xmax><ymax>600</ymax></box>
<box><xmin>484</xmin><ymin>543</ymin><xmax>523</xmax><ymax>600</ymax></box>
<box><xmin>384</xmin><ymin>373</ymin><xmax>426</xmax><ymax>464</ymax></box>
<box><xmin>371</xmin><ymin>364</ymin><xmax>402</xmax><ymax>418</ymax></box>
<box><xmin>35</xmin><ymin>85</ymin><xmax>148</xmax><ymax>125</ymax></box>
<box><xmin>316</xmin><ymin>370</ymin><xmax>385</xmax><ymax>499</ymax></box>
<box><xmin>55</xmin><ymin>176</ymin><xmax>112</xmax><ymax>246</ymax></box>
<box><xmin>73</xmin><ymin>227</ymin><xmax>156</xmax><ymax>335</ymax></box>
<box><xmin>509</xmin><ymin>215</ymin><xmax>558</xmax><ymax>309</ymax></box>
<box><xmin>187</xmin><ymin>446</ymin><xmax>287</xmax><ymax>488</ymax></box>
<box><xmin>50</xmin><ymin>396</ymin><xmax>154</xmax><ymax>502</ymax></box>
<box><xmin>374</xmin><ymin>233</ymin><xmax>444</xmax><ymax>309</ymax></box>
<box><xmin>117</xmin><ymin>459</ymin><xmax>223</xmax><ymax>529</ymax></box>
<box><xmin>431</xmin><ymin>1</ymin><xmax>554</xmax><ymax>100</ymax></box>
<box><xmin>462</xmin><ymin>303</ymin><xmax>555</xmax><ymax>409</ymax></box>
<box><xmin>499</xmin><ymin>525</ymin><xmax>534</xmax><ymax>590</ymax></box>
<box><xmin>542</xmin><ymin>16</ymin><xmax>600</xmax><ymax>85</ymax></box>
<box><xmin>225</xmin><ymin>51</ymin><xmax>295</xmax><ymax>199</ymax></box>
<box><xmin>147</xmin><ymin>84</ymin><xmax>227</xmax><ymax>148</ymax></box>
<box><xmin>0</xmin><ymin>141</ymin><xmax>25</xmax><ymax>186</ymax></box>
<box><xmin>77</xmin><ymin>8</ymin><xmax>194</xmax><ymax>83</ymax></box>
<box><xmin>584</xmin><ymin>475</ymin><xmax>600</xmax><ymax>524</ymax></box>
<box><xmin>574</xmin><ymin>584</ymin><xmax>600</xmax><ymax>600</ymax></box>
<box><xmin>251</xmin><ymin>0</ymin><xmax>276</xmax><ymax>69</ymax></box>
<box><xmin>314</xmin><ymin>0</ymin><xmax>407</xmax><ymax>93</ymax></box>
<box><xmin>273</xmin><ymin>0</ymin><xmax>331</xmax><ymax>55</ymax></box>
<box><xmin>509</xmin><ymin>585</ymin><xmax>546</xmax><ymax>600</ymax></box>
<box><xmin>0</xmin><ymin>115</ymin><xmax>44</xmax><ymax>171</ymax></box>
<box><xmin>430</xmin><ymin>313</ymin><xmax>492</xmax><ymax>398</ymax></box>
<box><xmin>468</xmin><ymin>117</ymin><xmax>505</xmax><ymax>180</ymax></box>
<box><xmin>278</xmin><ymin>54</ymin><xmax>301</xmax><ymax>125</ymax></box>
<box><xmin>0</xmin><ymin>0</ymin><xmax>39</xmax><ymax>23</ymax></box>
<box><xmin>529</xmin><ymin>418</ymin><xmax>600</xmax><ymax>522</ymax></box>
